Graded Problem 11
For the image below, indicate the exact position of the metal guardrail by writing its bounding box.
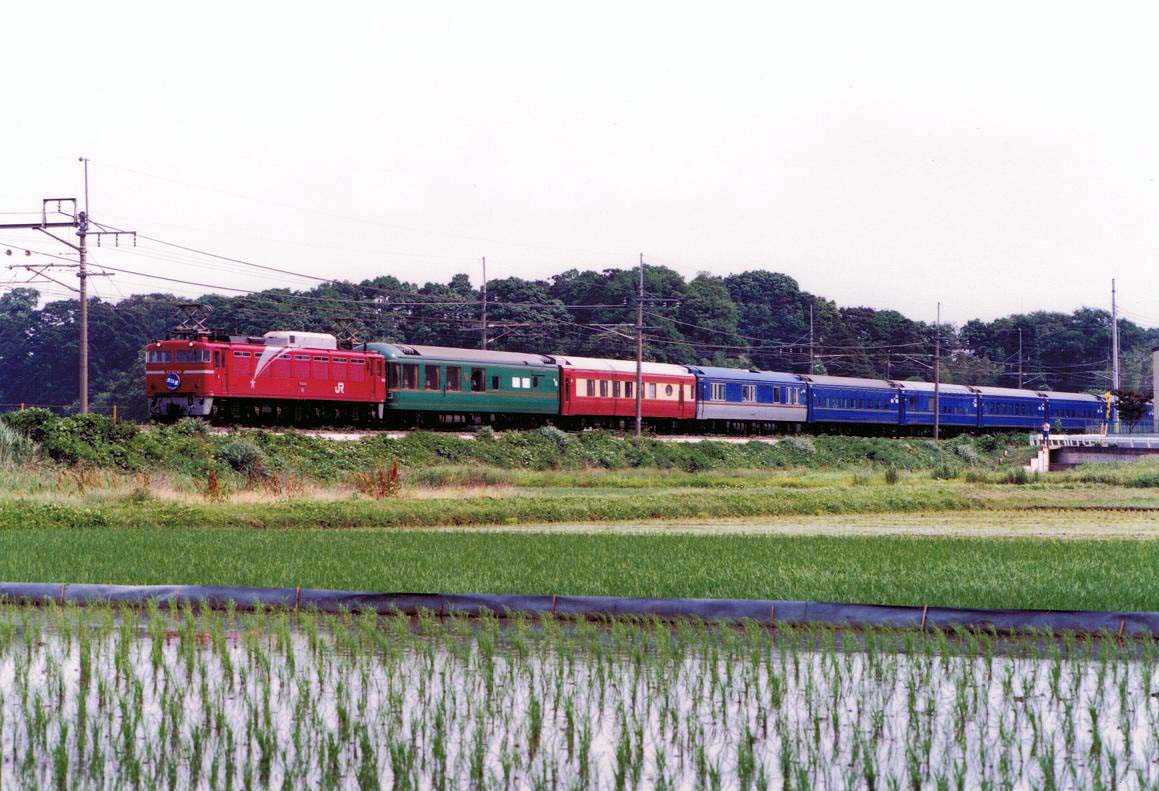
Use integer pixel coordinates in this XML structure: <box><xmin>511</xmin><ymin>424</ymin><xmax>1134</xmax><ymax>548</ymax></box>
<box><xmin>1028</xmin><ymin>433</ymin><xmax>1159</xmax><ymax>450</ymax></box>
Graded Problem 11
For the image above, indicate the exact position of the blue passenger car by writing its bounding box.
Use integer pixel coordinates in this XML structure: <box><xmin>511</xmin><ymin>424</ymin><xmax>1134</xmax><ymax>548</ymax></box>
<box><xmin>689</xmin><ymin>367</ymin><xmax>807</xmax><ymax>426</ymax></box>
<box><xmin>1045</xmin><ymin>391</ymin><xmax>1106</xmax><ymax>432</ymax></box>
<box><xmin>802</xmin><ymin>375</ymin><xmax>901</xmax><ymax>427</ymax></box>
<box><xmin>973</xmin><ymin>386</ymin><xmax>1046</xmax><ymax>430</ymax></box>
<box><xmin>894</xmin><ymin>381</ymin><xmax>979</xmax><ymax>429</ymax></box>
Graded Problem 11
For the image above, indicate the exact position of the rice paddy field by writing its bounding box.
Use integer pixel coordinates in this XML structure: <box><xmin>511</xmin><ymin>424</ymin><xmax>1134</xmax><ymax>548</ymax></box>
<box><xmin>3</xmin><ymin>422</ymin><xmax>1159</xmax><ymax>786</ymax></box>
<box><xmin>2</xmin><ymin>459</ymin><xmax>1158</xmax><ymax>611</ymax></box>
<box><xmin>3</xmin><ymin>603</ymin><xmax>1159</xmax><ymax>789</ymax></box>
<box><xmin>3</xmin><ymin>524</ymin><xmax>1159</xmax><ymax>612</ymax></box>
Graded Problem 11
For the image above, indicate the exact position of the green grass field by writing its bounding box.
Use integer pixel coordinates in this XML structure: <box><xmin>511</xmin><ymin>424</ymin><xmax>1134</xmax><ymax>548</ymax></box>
<box><xmin>2</xmin><ymin>526</ymin><xmax>1158</xmax><ymax>611</ymax></box>
<box><xmin>2</xmin><ymin>419</ymin><xmax>1158</xmax><ymax>612</ymax></box>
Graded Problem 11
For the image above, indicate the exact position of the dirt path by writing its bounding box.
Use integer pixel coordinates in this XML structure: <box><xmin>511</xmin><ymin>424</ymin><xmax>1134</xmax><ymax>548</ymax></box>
<box><xmin>409</xmin><ymin>509</ymin><xmax>1159</xmax><ymax>539</ymax></box>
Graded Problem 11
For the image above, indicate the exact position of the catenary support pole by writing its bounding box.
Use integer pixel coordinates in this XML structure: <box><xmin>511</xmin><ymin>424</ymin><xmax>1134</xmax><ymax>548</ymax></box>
<box><xmin>933</xmin><ymin>301</ymin><xmax>941</xmax><ymax>441</ymax></box>
<box><xmin>1112</xmin><ymin>278</ymin><xmax>1120</xmax><ymax>432</ymax></box>
<box><xmin>77</xmin><ymin>210</ymin><xmax>89</xmax><ymax>413</ymax></box>
<box><xmin>1111</xmin><ymin>278</ymin><xmax>1120</xmax><ymax>391</ymax></box>
<box><xmin>635</xmin><ymin>253</ymin><xmax>644</xmax><ymax>438</ymax></box>
<box><xmin>808</xmin><ymin>303</ymin><xmax>815</xmax><ymax>374</ymax></box>
<box><xmin>481</xmin><ymin>256</ymin><xmax>488</xmax><ymax>351</ymax></box>
<box><xmin>1017</xmin><ymin>328</ymin><xmax>1023</xmax><ymax>389</ymax></box>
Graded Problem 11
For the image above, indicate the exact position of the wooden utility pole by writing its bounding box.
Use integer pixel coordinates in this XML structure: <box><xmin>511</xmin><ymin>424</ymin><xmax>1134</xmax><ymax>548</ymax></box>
<box><xmin>933</xmin><ymin>301</ymin><xmax>941</xmax><ymax>441</ymax></box>
<box><xmin>634</xmin><ymin>253</ymin><xmax>644</xmax><ymax>438</ymax></box>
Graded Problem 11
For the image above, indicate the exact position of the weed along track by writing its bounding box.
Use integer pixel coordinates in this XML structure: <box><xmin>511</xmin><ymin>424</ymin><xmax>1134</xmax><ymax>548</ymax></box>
<box><xmin>2</xmin><ymin>600</ymin><xmax>1159</xmax><ymax>788</ymax></box>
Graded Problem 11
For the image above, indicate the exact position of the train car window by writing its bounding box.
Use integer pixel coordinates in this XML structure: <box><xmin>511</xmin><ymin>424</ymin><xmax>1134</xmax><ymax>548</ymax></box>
<box><xmin>741</xmin><ymin>385</ymin><xmax>756</xmax><ymax>403</ymax></box>
<box><xmin>471</xmin><ymin>368</ymin><xmax>485</xmax><ymax>392</ymax></box>
<box><xmin>492</xmin><ymin>375</ymin><xmax>500</xmax><ymax>390</ymax></box>
<box><xmin>425</xmin><ymin>366</ymin><xmax>440</xmax><ymax>390</ymax></box>
<box><xmin>397</xmin><ymin>363</ymin><xmax>418</xmax><ymax>389</ymax></box>
<box><xmin>665</xmin><ymin>384</ymin><xmax>674</xmax><ymax>397</ymax></box>
<box><xmin>599</xmin><ymin>380</ymin><xmax>608</xmax><ymax>398</ymax></box>
<box><xmin>532</xmin><ymin>376</ymin><xmax>540</xmax><ymax>388</ymax></box>
<box><xmin>522</xmin><ymin>377</ymin><xmax>532</xmax><ymax>389</ymax></box>
<box><xmin>612</xmin><ymin>381</ymin><xmax>621</xmax><ymax>398</ymax></box>
<box><xmin>647</xmin><ymin>383</ymin><xmax>657</xmax><ymax>399</ymax></box>
<box><xmin>711</xmin><ymin>383</ymin><xmax>726</xmax><ymax>401</ymax></box>
<box><xmin>446</xmin><ymin>367</ymin><xmax>461</xmax><ymax>391</ymax></box>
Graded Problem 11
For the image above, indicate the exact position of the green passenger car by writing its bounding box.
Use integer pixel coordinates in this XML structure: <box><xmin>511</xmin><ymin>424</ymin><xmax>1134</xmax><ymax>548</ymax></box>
<box><xmin>361</xmin><ymin>343</ymin><xmax>561</xmax><ymax>424</ymax></box>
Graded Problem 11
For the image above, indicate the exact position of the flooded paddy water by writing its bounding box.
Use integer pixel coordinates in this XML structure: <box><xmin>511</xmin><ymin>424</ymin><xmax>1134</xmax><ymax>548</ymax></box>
<box><xmin>1</xmin><ymin>603</ymin><xmax>1158</xmax><ymax>789</ymax></box>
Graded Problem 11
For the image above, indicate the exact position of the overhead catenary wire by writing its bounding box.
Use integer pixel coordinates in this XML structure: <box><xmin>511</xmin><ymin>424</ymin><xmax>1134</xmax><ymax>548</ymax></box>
<box><xmin>87</xmin><ymin>159</ymin><xmax>636</xmax><ymax>258</ymax></box>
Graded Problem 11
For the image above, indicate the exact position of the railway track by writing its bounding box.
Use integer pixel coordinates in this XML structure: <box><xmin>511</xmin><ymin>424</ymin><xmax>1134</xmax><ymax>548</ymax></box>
<box><xmin>205</xmin><ymin>427</ymin><xmax>784</xmax><ymax>444</ymax></box>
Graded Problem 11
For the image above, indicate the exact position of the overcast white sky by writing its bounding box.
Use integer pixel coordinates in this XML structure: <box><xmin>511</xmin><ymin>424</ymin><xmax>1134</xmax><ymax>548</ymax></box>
<box><xmin>1</xmin><ymin>1</ymin><xmax>1156</xmax><ymax>327</ymax></box>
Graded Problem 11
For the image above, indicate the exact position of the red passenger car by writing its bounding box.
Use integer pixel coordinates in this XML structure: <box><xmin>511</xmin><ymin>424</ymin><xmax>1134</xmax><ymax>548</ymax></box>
<box><xmin>145</xmin><ymin>331</ymin><xmax>386</xmax><ymax>422</ymax></box>
<box><xmin>550</xmin><ymin>355</ymin><xmax>696</xmax><ymax>424</ymax></box>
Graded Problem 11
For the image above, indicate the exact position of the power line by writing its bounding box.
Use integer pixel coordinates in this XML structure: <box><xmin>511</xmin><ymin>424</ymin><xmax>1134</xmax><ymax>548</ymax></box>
<box><xmin>89</xmin><ymin>159</ymin><xmax>634</xmax><ymax>258</ymax></box>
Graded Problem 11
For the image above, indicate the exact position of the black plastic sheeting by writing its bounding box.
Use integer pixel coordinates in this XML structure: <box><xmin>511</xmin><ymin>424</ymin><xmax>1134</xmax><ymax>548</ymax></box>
<box><xmin>1</xmin><ymin>582</ymin><xmax>1157</xmax><ymax>637</ymax></box>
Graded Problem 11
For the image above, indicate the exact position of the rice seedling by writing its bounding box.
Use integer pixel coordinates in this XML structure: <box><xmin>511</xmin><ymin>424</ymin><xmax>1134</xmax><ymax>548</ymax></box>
<box><xmin>0</xmin><ymin>603</ymin><xmax>1156</xmax><ymax>788</ymax></box>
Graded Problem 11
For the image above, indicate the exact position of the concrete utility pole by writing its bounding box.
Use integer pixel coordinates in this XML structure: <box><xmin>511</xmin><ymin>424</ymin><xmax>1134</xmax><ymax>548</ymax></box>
<box><xmin>933</xmin><ymin>302</ymin><xmax>941</xmax><ymax>441</ymax></box>
<box><xmin>2</xmin><ymin>163</ymin><xmax>134</xmax><ymax>414</ymax></box>
<box><xmin>480</xmin><ymin>256</ymin><xmax>488</xmax><ymax>351</ymax></box>
<box><xmin>2</xmin><ymin>199</ymin><xmax>88</xmax><ymax>409</ymax></box>
<box><xmin>635</xmin><ymin>253</ymin><xmax>645</xmax><ymax>438</ymax></box>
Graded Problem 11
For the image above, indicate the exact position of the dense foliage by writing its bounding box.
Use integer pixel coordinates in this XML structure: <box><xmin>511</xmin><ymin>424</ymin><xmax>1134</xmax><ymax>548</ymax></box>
<box><xmin>0</xmin><ymin>409</ymin><xmax>1020</xmax><ymax>477</ymax></box>
<box><xmin>2</xmin><ymin>266</ymin><xmax>1153</xmax><ymax>418</ymax></box>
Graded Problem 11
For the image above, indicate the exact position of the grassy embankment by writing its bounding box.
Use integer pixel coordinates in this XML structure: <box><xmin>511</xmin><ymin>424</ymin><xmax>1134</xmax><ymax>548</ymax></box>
<box><xmin>2</xmin><ymin>410</ymin><xmax>1158</xmax><ymax>610</ymax></box>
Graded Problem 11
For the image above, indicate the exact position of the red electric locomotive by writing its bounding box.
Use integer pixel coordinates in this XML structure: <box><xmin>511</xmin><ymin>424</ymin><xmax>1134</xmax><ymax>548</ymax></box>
<box><xmin>551</xmin><ymin>355</ymin><xmax>697</xmax><ymax>425</ymax></box>
<box><xmin>145</xmin><ymin>330</ymin><xmax>386</xmax><ymax>423</ymax></box>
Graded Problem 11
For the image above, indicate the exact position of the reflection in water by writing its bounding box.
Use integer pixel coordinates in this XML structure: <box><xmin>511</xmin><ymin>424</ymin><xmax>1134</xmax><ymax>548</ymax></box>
<box><xmin>0</xmin><ymin>605</ymin><xmax>1157</xmax><ymax>788</ymax></box>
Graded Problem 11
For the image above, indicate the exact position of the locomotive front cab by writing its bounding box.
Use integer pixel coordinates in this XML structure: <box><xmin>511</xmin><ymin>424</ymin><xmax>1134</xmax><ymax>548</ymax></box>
<box><xmin>145</xmin><ymin>339</ymin><xmax>224</xmax><ymax>419</ymax></box>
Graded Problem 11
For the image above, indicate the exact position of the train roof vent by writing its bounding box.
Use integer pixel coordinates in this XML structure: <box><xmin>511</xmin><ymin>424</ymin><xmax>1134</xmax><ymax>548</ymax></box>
<box><xmin>397</xmin><ymin>345</ymin><xmax>421</xmax><ymax>356</ymax></box>
<box><xmin>262</xmin><ymin>331</ymin><xmax>338</xmax><ymax>350</ymax></box>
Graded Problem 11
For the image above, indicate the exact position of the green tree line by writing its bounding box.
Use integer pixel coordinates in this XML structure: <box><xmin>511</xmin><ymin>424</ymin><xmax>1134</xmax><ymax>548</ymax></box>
<box><xmin>1</xmin><ymin>266</ymin><xmax>1154</xmax><ymax>419</ymax></box>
